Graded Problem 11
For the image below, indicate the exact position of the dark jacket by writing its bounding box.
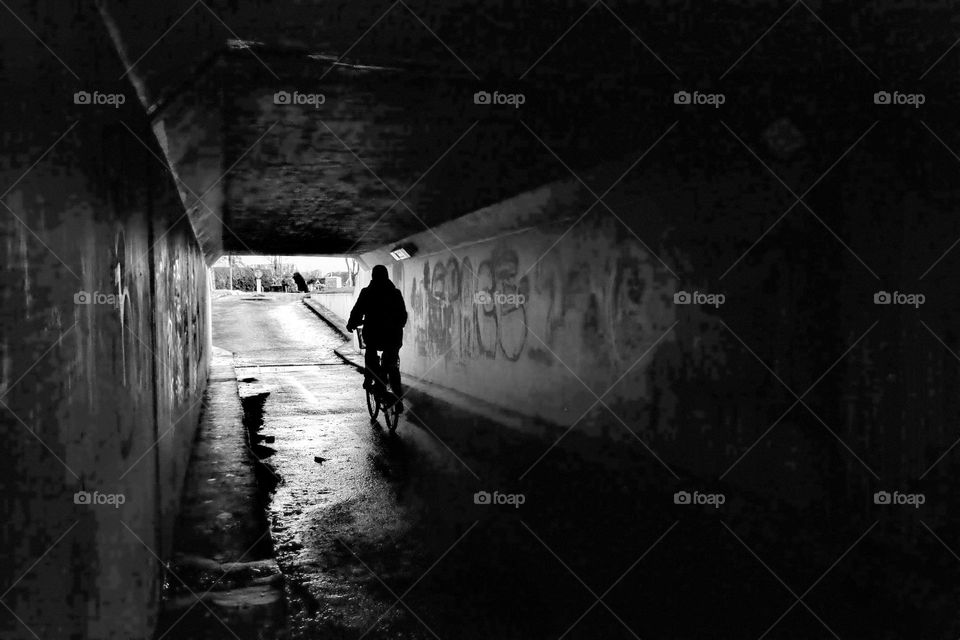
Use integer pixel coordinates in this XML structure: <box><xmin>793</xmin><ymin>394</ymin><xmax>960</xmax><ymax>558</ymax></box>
<box><xmin>347</xmin><ymin>279</ymin><xmax>407</xmax><ymax>349</ymax></box>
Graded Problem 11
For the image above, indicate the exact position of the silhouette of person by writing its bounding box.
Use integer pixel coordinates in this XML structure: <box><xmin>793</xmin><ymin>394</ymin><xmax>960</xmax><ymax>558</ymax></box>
<box><xmin>292</xmin><ymin>271</ymin><xmax>309</xmax><ymax>293</ymax></box>
<box><xmin>346</xmin><ymin>265</ymin><xmax>408</xmax><ymax>410</ymax></box>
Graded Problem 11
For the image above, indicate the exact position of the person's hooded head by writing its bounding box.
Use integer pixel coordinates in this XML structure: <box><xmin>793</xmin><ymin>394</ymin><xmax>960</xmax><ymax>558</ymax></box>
<box><xmin>371</xmin><ymin>264</ymin><xmax>390</xmax><ymax>286</ymax></box>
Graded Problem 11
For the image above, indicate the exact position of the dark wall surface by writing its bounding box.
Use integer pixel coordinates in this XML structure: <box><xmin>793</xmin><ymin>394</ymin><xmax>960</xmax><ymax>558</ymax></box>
<box><xmin>0</xmin><ymin>2</ymin><xmax>209</xmax><ymax>638</ymax></box>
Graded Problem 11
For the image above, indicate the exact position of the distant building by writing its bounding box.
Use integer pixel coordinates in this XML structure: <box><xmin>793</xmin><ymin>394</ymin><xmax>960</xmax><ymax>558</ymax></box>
<box><xmin>324</xmin><ymin>276</ymin><xmax>342</xmax><ymax>289</ymax></box>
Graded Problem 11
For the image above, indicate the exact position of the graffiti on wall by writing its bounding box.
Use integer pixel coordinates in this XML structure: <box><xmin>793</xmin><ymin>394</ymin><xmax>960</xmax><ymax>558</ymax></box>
<box><xmin>114</xmin><ymin>229</ymin><xmax>133</xmax><ymax>387</ymax></box>
<box><xmin>155</xmin><ymin>240</ymin><xmax>206</xmax><ymax>406</ymax></box>
<box><xmin>409</xmin><ymin>248</ymin><xmax>532</xmax><ymax>363</ymax></box>
<box><xmin>405</xmin><ymin>235</ymin><xmax>673</xmax><ymax>371</ymax></box>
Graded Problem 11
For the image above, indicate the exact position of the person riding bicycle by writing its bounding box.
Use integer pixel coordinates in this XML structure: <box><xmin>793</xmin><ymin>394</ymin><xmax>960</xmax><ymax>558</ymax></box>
<box><xmin>345</xmin><ymin>264</ymin><xmax>408</xmax><ymax>412</ymax></box>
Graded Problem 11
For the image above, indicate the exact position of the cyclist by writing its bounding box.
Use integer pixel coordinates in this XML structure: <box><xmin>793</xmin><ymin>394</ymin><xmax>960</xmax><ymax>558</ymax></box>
<box><xmin>346</xmin><ymin>264</ymin><xmax>408</xmax><ymax>412</ymax></box>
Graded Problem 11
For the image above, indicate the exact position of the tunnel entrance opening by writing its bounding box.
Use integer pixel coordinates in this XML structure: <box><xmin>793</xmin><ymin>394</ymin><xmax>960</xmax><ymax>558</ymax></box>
<box><xmin>211</xmin><ymin>254</ymin><xmax>358</xmax><ymax>295</ymax></box>
<box><xmin>210</xmin><ymin>254</ymin><xmax>359</xmax><ymax>368</ymax></box>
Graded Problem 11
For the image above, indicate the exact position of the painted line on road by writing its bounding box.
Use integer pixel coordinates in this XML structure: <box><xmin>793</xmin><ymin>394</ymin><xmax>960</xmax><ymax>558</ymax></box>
<box><xmin>235</xmin><ymin>362</ymin><xmax>345</xmax><ymax>368</ymax></box>
<box><xmin>287</xmin><ymin>376</ymin><xmax>322</xmax><ymax>407</ymax></box>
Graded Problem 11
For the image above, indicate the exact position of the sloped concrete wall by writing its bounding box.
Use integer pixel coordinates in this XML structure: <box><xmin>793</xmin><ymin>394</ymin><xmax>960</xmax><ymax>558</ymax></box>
<box><xmin>152</xmin><ymin>213</ymin><xmax>210</xmax><ymax>561</ymax></box>
<box><xmin>0</xmin><ymin>2</ymin><xmax>209</xmax><ymax>639</ymax></box>
<box><xmin>359</xmin><ymin>181</ymin><xmax>679</xmax><ymax>437</ymax></box>
<box><xmin>311</xmin><ymin>292</ymin><xmax>357</xmax><ymax>324</ymax></box>
<box><xmin>395</xmin><ymin>216</ymin><xmax>676</xmax><ymax>432</ymax></box>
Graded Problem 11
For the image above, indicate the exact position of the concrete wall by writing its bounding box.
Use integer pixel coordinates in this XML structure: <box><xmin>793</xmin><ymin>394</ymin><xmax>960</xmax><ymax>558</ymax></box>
<box><xmin>398</xmin><ymin>216</ymin><xmax>673</xmax><ymax>430</ymax></box>
<box><xmin>0</xmin><ymin>2</ymin><xmax>209</xmax><ymax>638</ymax></box>
<box><xmin>311</xmin><ymin>291</ymin><xmax>357</xmax><ymax>325</ymax></box>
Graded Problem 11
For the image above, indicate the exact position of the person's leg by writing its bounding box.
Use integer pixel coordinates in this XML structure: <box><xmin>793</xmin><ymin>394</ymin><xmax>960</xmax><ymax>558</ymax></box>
<box><xmin>382</xmin><ymin>347</ymin><xmax>402</xmax><ymax>400</ymax></box>
<box><xmin>363</xmin><ymin>348</ymin><xmax>381</xmax><ymax>391</ymax></box>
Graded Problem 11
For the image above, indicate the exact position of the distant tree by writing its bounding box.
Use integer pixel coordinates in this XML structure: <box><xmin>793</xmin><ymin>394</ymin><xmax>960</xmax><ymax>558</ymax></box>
<box><xmin>212</xmin><ymin>267</ymin><xmax>230</xmax><ymax>289</ymax></box>
<box><xmin>212</xmin><ymin>264</ymin><xmax>257</xmax><ymax>291</ymax></box>
<box><xmin>232</xmin><ymin>265</ymin><xmax>258</xmax><ymax>291</ymax></box>
<box><xmin>345</xmin><ymin>258</ymin><xmax>359</xmax><ymax>287</ymax></box>
<box><xmin>213</xmin><ymin>254</ymin><xmax>247</xmax><ymax>289</ymax></box>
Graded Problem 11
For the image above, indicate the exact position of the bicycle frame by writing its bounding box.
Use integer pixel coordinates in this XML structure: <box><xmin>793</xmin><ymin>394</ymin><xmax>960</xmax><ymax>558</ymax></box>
<box><xmin>355</xmin><ymin>324</ymin><xmax>400</xmax><ymax>431</ymax></box>
<box><xmin>355</xmin><ymin>325</ymin><xmax>366</xmax><ymax>350</ymax></box>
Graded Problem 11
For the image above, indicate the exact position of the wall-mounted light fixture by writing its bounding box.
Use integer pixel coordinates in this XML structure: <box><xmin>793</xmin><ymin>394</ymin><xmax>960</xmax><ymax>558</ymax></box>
<box><xmin>389</xmin><ymin>243</ymin><xmax>416</xmax><ymax>261</ymax></box>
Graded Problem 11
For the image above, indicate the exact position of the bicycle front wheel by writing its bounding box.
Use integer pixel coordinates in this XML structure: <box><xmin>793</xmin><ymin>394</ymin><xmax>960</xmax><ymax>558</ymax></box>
<box><xmin>366</xmin><ymin>387</ymin><xmax>380</xmax><ymax>421</ymax></box>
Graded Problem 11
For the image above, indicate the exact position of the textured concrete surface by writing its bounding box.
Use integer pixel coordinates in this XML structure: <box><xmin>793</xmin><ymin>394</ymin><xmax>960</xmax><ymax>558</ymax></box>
<box><xmin>95</xmin><ymin>1</ymin><xmax>960</xmax><ymax>259</ymax></box>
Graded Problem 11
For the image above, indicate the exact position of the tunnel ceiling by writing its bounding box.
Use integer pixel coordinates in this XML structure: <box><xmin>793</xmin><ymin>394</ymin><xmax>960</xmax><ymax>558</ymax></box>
<box><xmin>98</xmin><ymin>0</ymin><xmax>959</xmax><ymax>261</ymax></box>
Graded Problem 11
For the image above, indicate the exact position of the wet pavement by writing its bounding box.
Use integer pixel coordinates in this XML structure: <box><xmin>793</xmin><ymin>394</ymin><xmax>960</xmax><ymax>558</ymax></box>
<box><xmin>156</xmin><ymin>344</ymin><xmax>288</xmax><ymax>640</ymax></box>
<box><xmin>202</xmin><ymin>293</ymin><xmax>960</xmax><ymax>640</ymax></box>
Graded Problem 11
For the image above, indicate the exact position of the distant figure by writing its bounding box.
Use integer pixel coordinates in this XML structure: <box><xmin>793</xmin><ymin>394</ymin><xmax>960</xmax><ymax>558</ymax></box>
<box><xmin>346</xmin><ymin>265</ymin><xmax>407</xmax><ymax>412</ymax></box>
<box><xmin>292</xmin><ymin>272</ymin><xmax>309</xmax><ymax>293</ymax></box>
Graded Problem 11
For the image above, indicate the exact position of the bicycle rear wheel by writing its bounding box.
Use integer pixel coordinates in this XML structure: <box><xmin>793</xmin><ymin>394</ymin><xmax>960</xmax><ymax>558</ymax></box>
<box><xmin>383</xmin><ymin>396</ymin><xmax>400</xmax><ymax>433</ymax></box>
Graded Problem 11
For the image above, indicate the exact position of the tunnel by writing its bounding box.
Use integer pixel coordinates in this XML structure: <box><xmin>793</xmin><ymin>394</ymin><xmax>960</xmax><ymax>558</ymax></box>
<box><xmin>3</xmin><ymin>0</ymin><xmax>960</xmax><ymax>638</ymax></box>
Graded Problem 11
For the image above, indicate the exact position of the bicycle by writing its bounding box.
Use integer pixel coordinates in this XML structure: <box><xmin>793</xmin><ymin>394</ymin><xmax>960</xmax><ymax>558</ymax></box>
<box><xmin>355</xmin><ymin>326</ymin><xmax>402</xmax><ymax>433</ymax></box>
